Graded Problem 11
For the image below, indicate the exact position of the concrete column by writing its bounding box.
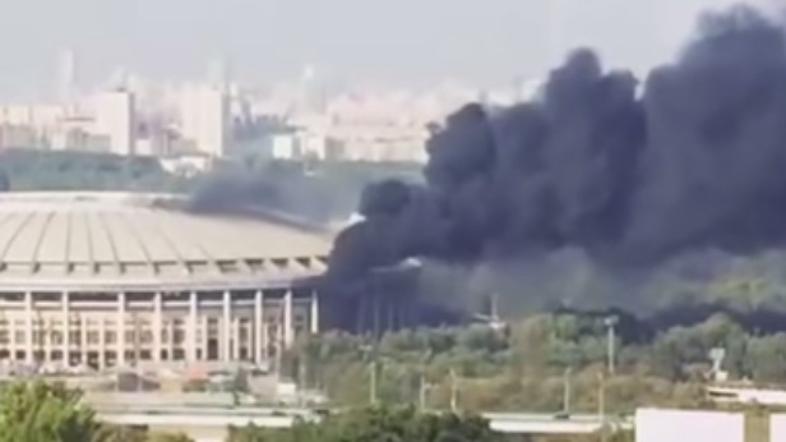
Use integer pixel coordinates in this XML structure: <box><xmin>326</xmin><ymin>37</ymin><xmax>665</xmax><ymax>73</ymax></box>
<box><xmin>254</xmin><ymin>290</ymin><xmax>264</xmax><ymax>364</ymax></box>
<box><xmin>153</xmin><ymin>292</ymin><xmax>162</xmax><ymax>363</ymax></box>
<box><xmin>222</xmin><ymin>291</ymin><xmax>231</xmax><ymax>362</ymax></box>
<box><xmin>62</xmin><ymin>292</ymin><xmax>70</xmax><ymax>366</ymax></box>
<box><xmin>232</xmin><ymin>318</ymin><xmax>240</xmax><ymax>361</ymax></box>
<box><xmin>80</xmin><ymin>316</ymin><xmax>87</xmax><ymax>366</ymax></box>
<box><xmin>98</xmin><ymin>319</ymin><xmax>106</xmax><ymax>370</ymax></box>
<box><xmin>43</xmin><ymin>318</ymin><xmax>51</xmax><ymax>363</ymax></box>
<box><xmin>201</xmin><ymin>316</ymin><xmax>209</xmax><ymax>360</ymax></box>
<box><xmin>8</xmin><ymin>316</ymin><xmax>16</xmax><ymax>361</ymax></box>
<box><xmin>188</xmin><ymin>292</ymin><xmax>198</xmax><ymax>362</ymax></box>
<box><xmin>283</xmin><ymin>290</ymin><xmax>294</xmax><ymax>349</ymax></box>
<box><xmin>24</xmin><ymin>292</ymin><xmax>33</xmax><ymax>364</ymax></box>
<box><xmin>310</xmin><ymin>290</ymin><xmax>319</xmax><ymax>334</ymax></box>
<box><xmin>117</xmin><ymin>292</ymin><xmax>126</xmax><ymax>367</ymax></box>
<box><xmin>262</xmin><ymin>326</ymin><xmax>268</xmax><ymax>363</ymax></box>
<box><xmin>169</xmin><ymin>320</ymin><xmax>176</xmax><ymax>360</ymax></box>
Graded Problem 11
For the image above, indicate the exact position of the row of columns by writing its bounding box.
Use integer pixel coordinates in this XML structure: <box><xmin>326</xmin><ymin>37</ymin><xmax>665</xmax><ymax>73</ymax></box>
<box><xmin>124</xmin><ymin>289</ymin><xmax>306</xmax><ymax>364</ymax></box>
<box><xmin>10</xmin><ymin>288</ymin><xmax>318</xmax><ymax>367</ymax></box>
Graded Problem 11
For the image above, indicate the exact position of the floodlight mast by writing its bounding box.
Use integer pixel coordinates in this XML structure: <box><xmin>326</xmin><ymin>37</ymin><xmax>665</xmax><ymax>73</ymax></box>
<box><xmin>604</xmin><ymin>316</ymin><xmax>619</xmax><ymax>376</ymax></box>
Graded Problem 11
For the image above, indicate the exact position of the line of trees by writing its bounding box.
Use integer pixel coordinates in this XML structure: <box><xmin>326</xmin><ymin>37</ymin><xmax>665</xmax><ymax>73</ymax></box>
<box><xmin>0</xmin><ymin>381</ymin><xmax>521</xmax><ymax>442</ymax></box>
<box><xmin>284</xmin><ymin>311</ymin><xmax>786</xmax><ymax>413</ymax></box>
<box><xmin>226</xmin><ymin>407</ymin><xmax>502</xmax><ymax>442</ymax></box>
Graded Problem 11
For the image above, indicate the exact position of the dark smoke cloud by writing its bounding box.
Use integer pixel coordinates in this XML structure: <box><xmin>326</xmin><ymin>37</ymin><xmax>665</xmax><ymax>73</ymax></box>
<box><xmin>187</xmin><ymin>161</ymin><xmax>369</xmax><ymax>231</ymax></box>
<box><xmin>328</xmin><ymin>6</ymin><xmax>786</xmax><ymax>289</ymax></box>
<box><xmin>189</xmin><ymin>166</ymin><xmax>333</xmax><ymax>223</ymax></box>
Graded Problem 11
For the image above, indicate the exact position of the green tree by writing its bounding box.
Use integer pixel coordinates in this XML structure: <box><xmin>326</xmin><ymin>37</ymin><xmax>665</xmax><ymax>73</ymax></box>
<box><xmin>146</xmin><ymin>432</ymin><xmax>194</xmax><ymax>442</ymax></box>
<box><xmin>746</xmin><ymin>333</ymin><xmax>786</xmax><ymax>383</ymax></box>
<box><xmin>102</xmin><ymin>426</ymin><xmax>194</xmax><ymax>442</ymax></box>
<box><xmin>0</xmin><ymin>382</ymin><xmax>103</xmax><ymax>442</ymax></box>
<box><xmin>102</xmin><ymin>425</ymin><xmax>148</xmax><ymax>442</ymax></box>
<box><xmin>227</xmin><ymin>406</ymin><xmax>502</xmax><ymax>442</ymax></box>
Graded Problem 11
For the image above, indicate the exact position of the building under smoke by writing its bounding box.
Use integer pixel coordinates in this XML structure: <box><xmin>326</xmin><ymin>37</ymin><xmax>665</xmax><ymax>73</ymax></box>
<box><xmin>0</xmin><ymin>192</ymin><xmax>329</xmax><ymax>370</ymax></box>
<box><xmin>333</xmin><ymin>259</ymin><xmax>424</xmax><ymax>336</ymax></box>
<box><xmin>327</xmin><ymin>6</ymin><xmax>786</xmax><ymax>314</ymax></box>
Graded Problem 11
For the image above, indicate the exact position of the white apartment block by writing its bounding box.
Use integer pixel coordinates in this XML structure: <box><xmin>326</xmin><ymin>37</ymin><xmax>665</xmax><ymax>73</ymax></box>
<box><xmin>92</xmin><ymin>90</ymin><xmax>136</xmax><ymax>156</ymax></box>
<box><xmin>180</xmin><ymin>85</ymin><xmax>230</xmax><ymax>158</ymax></box>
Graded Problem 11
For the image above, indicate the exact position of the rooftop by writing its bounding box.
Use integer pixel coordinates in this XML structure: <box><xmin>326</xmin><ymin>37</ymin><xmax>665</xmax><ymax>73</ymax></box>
<box><xmin>0</xmin><ymin>192</ymin><xmax>331</xmax><ymax>291</ymax></box>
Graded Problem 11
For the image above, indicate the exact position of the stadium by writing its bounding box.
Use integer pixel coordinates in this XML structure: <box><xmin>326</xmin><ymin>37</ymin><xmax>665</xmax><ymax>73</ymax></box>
<box><xmin>0</xmin><ymin>192</ymin><xmax>329</xmax><ymax>370</ymax></box>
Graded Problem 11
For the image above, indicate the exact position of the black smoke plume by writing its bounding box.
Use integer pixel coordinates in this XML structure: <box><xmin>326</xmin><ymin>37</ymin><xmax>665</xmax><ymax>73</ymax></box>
<box><xmin>188</xmin><ymin>164</ymin><xmax>336</xmax><ymax>224</ymax></box>
<box><xmin>328</xmin><ymin>7</ymin><xmax>786</xmax><ymax>299</ymax></box>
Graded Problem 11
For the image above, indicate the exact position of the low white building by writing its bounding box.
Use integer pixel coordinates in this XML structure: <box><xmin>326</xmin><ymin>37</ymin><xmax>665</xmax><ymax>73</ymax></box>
<box><xmin>159</xmin><ymin>154</ymin><xmax>213</xmax><ymax>177</ymax></box>
<box><xmin>0</xmin><ymin>124</ymin><xmax>38</xmax><ymax>149</ymax></box>
<box><xmin>0</xmin><ymin>104</ymin><xmax>68</xmax><ymax>150</ymax></box>
<box><xmin>0</xmin><ymin>104</ymin><xmax>65</xmax><ymax>131</ymax></box>
<box><xmin>635</xmin><ymin>408</ymin><xmax>744</xmax><ymax>442</ymax></box>
<box><xmin>770</xmin><ymin>413</ymin><xmax>786</xmax><ymax>441</ymax></box>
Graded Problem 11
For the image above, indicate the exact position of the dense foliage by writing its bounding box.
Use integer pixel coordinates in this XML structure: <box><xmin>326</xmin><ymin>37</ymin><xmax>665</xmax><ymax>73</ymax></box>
<box><xmin>0</xmin><ymin>149</ymin><xmax>192</xmax><ymax>192</ymax></box>
<box><xmin>0</xmin><ymin>382</ymin><xmax>103</xmax><ymax>442</ymax></box>
<box><xmin>287</xmin><ymin>310</ymin><xmax>786</xmax><ymax>413</ymax></box>
<box><xmin>0</xmin><ymin>381</ymin><xmax>624</xmax><ymax>442</ymax></box>
<box><xmin>227</xmin><ymin>406</ymin><xmax>501</xmax><ymax>442</ymax></box>
<box><xmin>0</xmin><ymin>381</ymin><xmax>193</xmax><ymax>442</ymax></box>
<box><xmin>0</xmin><ymin>148</ymin><xmax>420</xmax><ymax>194</ymax></box>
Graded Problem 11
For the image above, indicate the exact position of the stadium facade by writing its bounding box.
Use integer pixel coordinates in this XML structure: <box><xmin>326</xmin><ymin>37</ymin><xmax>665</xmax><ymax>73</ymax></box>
<box><xmin>0</xmin><ymin>192</ymin><xmax>329</xmax><ymax>370</ymax></box>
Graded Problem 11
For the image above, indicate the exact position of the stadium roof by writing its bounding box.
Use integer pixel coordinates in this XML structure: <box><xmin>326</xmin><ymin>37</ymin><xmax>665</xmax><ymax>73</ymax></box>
<box><xmin>0</xmin><ymin>192</ymin><xmax>331</xmax><ymax>292</ymax></box>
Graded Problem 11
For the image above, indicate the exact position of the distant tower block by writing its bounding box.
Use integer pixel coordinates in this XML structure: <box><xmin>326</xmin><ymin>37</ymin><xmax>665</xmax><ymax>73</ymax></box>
<box><xmin>58</xmin><ymin>49</ymin><xmax>78</xmax><ymax>104</ymax></box>
<box><xmin>297</xmin><ymin>63</ymin><xmax>318</xmax><ymax>113</ymax></box>
<box><xmin>180</xmin><ymin>84</ymin><xmax>230</xmax><ymax>157</ymax></box>
<box><xmin>93</xmin><ymin>89</ymin><xmax>136</xmax><ymax>156</ymax></box>
<box><xmin>207</xmin><ymin>58</ymin><xmax>230</xmax><ymax>92</ymax></box>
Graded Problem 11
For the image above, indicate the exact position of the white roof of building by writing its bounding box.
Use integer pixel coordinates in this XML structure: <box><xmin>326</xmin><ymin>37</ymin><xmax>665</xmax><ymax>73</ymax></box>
<box><xmin>0</xmin><ymin>192</ymin><xmax>330</xmax><ymax>292</ymax></box>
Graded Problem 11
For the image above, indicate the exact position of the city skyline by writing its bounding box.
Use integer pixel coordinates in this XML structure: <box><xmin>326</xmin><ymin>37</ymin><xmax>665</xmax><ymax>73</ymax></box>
<box><xmin>0</xmin><ymin>0</ymin><xmax>778</xmax><ymax>101</ymax></box>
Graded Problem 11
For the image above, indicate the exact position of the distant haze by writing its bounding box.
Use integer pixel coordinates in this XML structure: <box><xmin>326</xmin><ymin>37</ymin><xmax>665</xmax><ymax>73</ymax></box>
<box><xmin>0</xmin><ymin>0</ymin><xmax>778</xmax><ymax>100</ymax></box>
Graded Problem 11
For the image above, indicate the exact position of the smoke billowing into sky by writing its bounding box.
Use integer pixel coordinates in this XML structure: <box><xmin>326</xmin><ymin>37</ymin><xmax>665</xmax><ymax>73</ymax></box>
<box><xmin>328</xmin><ymin>6</ymin><xmax>786</xmax><ymax>297</ymax></box>
<box><xmin>187</xmin><ymin>161</ymin><xmax>423</xmax><ymax>231</ymax></box>
<box><xmin>188</xmin><ymin>166</ymin><xmax>338</xmax><ymax>224</ymax></box>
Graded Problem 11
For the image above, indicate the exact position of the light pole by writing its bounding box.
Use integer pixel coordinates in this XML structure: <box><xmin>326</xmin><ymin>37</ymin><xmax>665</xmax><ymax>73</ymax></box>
<box><xmin>419</xmin><ymin>372</ymin><xmax>430</xmax><ymax>411</ymax></box>
<box><xmin>604</xmin><ymin>316</ymin><xmax>618</xmax><ymax>376</ymax></box>
<box><xmin>562</xmin><ymin>367</ymin><xmax>572</xmax><ymax>414</ymax></box>
<box><xmin>449</xmin><ymin>368</ymin><xmax>459</xmax><ymax>413</ymax></box>
<box><xmin>598</xmin><ymin>371</ymin><xmax>607</xmax><ymax>442</ymax></box>
<box><xmin>361</xmin><ymin>344</ymin><xmax>380</xmax><ymax>406</ymax></box>
<box><xmin>370</xmin><ymin>359</ymin><xmax>378</xmax><ymax>405</ymax></box>
<box><xmin>419</xmin><ymin>349</ymin><xmax>432</xmax><ymax>411</ymax></box>
<box><xmin>369</xmin><ymin>355</ymin><xmax>394</xmax><ymax>406</ymax></box>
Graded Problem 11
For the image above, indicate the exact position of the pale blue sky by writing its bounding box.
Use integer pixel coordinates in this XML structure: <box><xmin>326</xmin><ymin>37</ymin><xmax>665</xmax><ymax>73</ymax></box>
<box><xmin>0</xmin><ymin>0</ymin><xmax>777</xmax><ymax>100</ymax></box>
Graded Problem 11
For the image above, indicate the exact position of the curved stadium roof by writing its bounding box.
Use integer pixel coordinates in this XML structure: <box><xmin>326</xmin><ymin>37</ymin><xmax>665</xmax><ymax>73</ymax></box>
<box><xmin>0</xmin><ymin>192</ymin><xmax>331</xmax><ymax>292</ymax></box>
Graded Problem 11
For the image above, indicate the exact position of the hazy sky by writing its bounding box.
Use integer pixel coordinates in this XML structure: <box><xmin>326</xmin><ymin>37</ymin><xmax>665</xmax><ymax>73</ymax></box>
<box><xmin>0</xmin><ymin>0</ymin><xmax>778</xmax><ymax>100</ymax></box>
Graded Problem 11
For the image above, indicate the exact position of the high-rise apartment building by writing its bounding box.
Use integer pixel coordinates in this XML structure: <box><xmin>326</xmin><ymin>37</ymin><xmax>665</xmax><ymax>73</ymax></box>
<box><xmin>92</xmin><ymin>89</ymin><xmax>136</xmax><ymax>156</ymax></box>
<box><xmin>180</xmin><ymin>85</ymin><xmax>230</xmax><ymax>157</ymax></box>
